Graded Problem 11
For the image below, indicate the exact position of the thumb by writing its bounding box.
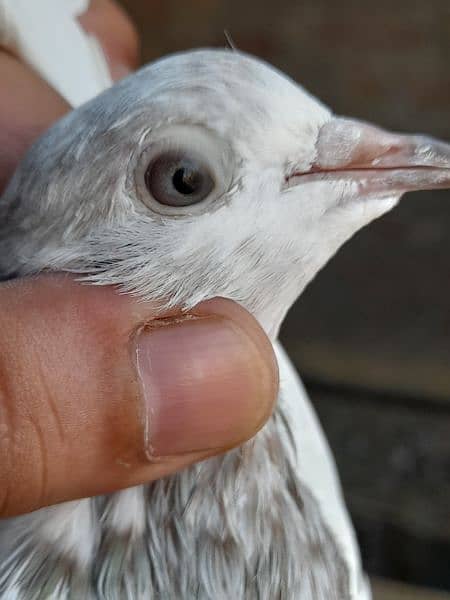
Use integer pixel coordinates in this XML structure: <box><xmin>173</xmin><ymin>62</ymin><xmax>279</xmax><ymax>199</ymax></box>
<box><xmin>0</xmin><ymin>275</ymin><xmax>278</xmax><ymax>517</ymax></box>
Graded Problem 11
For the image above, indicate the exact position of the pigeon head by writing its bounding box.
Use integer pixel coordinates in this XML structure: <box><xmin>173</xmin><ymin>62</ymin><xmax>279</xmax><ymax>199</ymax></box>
<box><xmin>1</xmin><ymin>49</ymin><xmax>449</xmax><ymax>335</ymax></box>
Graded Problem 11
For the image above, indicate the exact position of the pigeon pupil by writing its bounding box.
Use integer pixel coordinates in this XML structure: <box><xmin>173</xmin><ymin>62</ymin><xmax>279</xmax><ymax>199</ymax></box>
<box><xmin>144</xmin><ymin>150</ymin><xmax>215</xmax><ymax>208</ymax></box>
<box><xmin>172</xmin><ymin>167</ymin><xmax>202</xmax><ymax>195</ymax></box>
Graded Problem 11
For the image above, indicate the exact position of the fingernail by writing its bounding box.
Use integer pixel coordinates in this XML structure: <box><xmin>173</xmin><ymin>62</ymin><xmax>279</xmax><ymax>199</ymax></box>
<box><xmin>135</xmin><ymin>309</ymin><xmax>277</xmax><ymax>458</ymax></box>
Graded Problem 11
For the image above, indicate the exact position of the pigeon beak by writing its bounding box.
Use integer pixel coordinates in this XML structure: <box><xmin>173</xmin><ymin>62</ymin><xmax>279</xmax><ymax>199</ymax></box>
<box><xmin>290</xmin><ymin>118</ymin><xmax>450</xmax><ymax>195</ymax></box>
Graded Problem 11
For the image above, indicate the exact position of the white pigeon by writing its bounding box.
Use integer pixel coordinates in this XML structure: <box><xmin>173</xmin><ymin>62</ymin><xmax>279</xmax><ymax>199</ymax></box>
<box><xmin>1</xmin><ymin>3</ymin><xmax>450</xmax><ymax>599</ymax></box>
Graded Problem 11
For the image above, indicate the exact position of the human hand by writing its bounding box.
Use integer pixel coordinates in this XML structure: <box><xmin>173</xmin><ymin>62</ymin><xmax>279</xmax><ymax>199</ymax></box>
<box><xmin>0</xmin><ymin>1</ymin><xmax>278</xmax><ymax>517</ymax></box>
<box><xmin>0</xmin><ymin>0</ymin><xmax>139</xmax><ymax>194</ymax></box>
<box><xmin>0</xmin><ymin>276</ymin><xmax>277</xmax><ymax>517</ymax></box>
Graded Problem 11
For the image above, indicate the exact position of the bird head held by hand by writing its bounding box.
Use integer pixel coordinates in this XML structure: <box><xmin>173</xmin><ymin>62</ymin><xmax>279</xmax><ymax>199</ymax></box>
<box><xmin>1</xmin><ymin>50</ymin><xmax>449</xmax><ymax>599</ymax></box>
<box><xmin>2</xmin><ymin>50</ymin><xmax>449</xmax><ymax>338</ymax></box>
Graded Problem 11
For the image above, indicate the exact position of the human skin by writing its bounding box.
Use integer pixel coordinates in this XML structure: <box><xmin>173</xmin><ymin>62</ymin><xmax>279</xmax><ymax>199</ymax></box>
<box><xmin>0</xmin><ymin>0</ymin><xmax>279</xmax><ymax>518</ymax></box>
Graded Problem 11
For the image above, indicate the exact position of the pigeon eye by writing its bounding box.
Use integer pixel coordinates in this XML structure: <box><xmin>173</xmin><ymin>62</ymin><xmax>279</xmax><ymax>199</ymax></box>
<box><xmin>145</xmin><ymin>151</ymin><xmax>215</xmax><ymax>207</ymax></box>
<box><xmin>134</xmin><ymin>125</ymin><xmax>234</xmax><ymax>216</ymax></box>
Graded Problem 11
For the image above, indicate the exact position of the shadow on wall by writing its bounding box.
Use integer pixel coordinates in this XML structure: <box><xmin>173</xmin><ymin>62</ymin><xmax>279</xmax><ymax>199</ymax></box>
<box><xmin>119</xmin><ymin>0</ymin><xmax>450</xmax><ymax>592</ymax></box>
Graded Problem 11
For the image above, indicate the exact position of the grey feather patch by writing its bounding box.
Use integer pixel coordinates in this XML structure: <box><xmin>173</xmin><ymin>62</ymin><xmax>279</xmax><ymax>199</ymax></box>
<box><xmin>0</xmin><ymin>540</ymin><xmax>92</xmax><ymax>600</ymax></box>
<box><xmin>0</xmin><ymin>409</ymin><xmax>349</xmax><ymax>599</ymax></box>
<box><xmin>94</xmin><ymin>533</ymin><xmax>153</xmax><ymax>600</ymax></box>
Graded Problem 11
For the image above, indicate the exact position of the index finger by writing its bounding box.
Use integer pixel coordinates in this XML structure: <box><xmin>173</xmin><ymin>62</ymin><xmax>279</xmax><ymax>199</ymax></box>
<box><xmin>0</xmin><ymin>0</ymin><xmax>140</xmax><ymax>194</ymax></box>
<box><xmin>0</xmin><ymin>51</ymin><xmax>70</xmax><ymax>195</ymax></box>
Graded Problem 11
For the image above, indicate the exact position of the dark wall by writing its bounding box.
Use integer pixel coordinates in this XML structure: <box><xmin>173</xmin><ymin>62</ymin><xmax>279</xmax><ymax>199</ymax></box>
<box><xmin>119</xmin><ymin>0</ymin><xmax>450</xmax><ymax>590</ymax></box>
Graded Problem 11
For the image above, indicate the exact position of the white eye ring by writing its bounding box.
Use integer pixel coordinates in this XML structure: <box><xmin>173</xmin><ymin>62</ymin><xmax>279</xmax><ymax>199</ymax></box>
<box><xmin>134</xmin><ymin>125</ymin><xmax>234</xmax><ymax>216</ymax></box>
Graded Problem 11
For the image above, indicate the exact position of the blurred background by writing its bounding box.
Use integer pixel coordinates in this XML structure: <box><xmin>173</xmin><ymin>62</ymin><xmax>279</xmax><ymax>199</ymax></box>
<box><xmin>118</xmin><ymin>1</ymin><xmax>450</xmax><ymax>598</ymax></box>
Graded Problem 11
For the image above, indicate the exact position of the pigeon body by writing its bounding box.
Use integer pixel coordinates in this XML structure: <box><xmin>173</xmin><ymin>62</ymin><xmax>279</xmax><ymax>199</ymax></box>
<box><xmin>0</xmin><ymin>49</ymin><xmax>449</xmax><ymax>599</ymax></box>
